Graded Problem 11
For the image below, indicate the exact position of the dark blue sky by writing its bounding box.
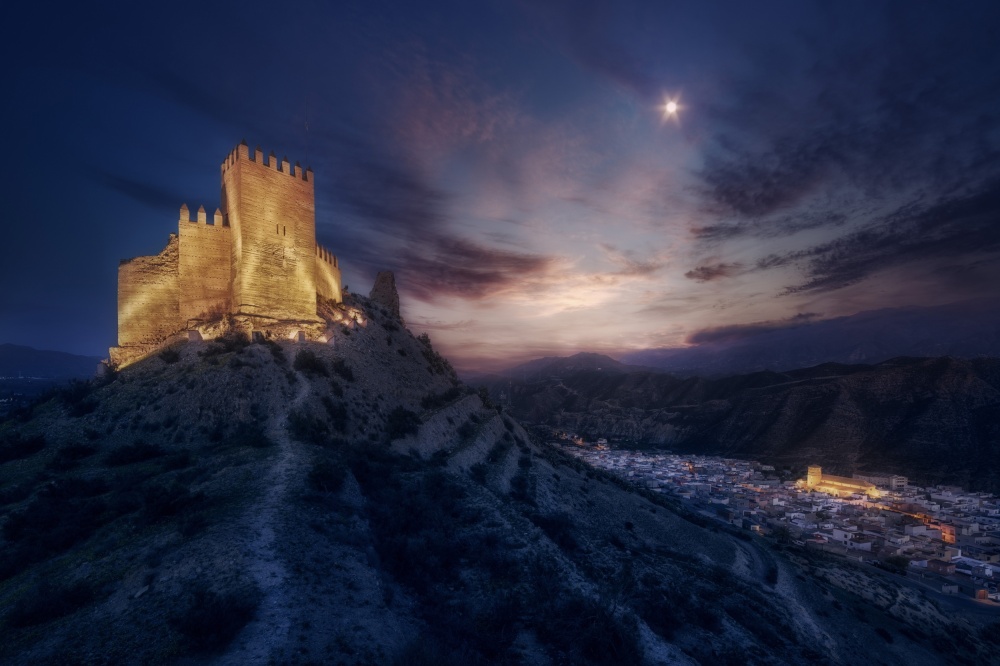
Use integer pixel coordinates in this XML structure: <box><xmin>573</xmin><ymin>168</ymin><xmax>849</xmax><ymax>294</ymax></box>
<box><xmin>3</xmin><ymin>1</ymin><xmax>1000</xmax><ymax>370</ymax></box>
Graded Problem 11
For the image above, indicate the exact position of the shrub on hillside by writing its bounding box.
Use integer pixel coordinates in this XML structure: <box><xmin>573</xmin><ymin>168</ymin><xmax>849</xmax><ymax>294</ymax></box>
<box><xmin>420</xmin><ymin>387</ymin><xmax>463</xmax><ymax>410</ymax></box>
<box><xmin>288</xmin><ymin>410</ymin><xmax>330</xmax><ymax>446</ymax></box>
<box><xmin>322</xmin><ymin>397</ymin><xmax>349</xmax><ymax>432</ymax></box>
<box><xmin>529</xmin><ymin>512</ymin><xmax>578</xmax><ymax>552</ymax></box>
<box><xmin>308</xmin><ymin>459</ymin><xmax>346</xmax><ymax>493</ymax></box>
<box><xmin>47</xmin><ymin>442</ymin><xmax>99</xmax><ymax>471</ymax></box>
<box><xmin>332</xmin><ymin>358</ymin><xmax>355</xmax><ymax>382</ymax></box>
<box><xmin>103</xmin><ymin>441</ymin><xmax>165</xmax><ymax>466</ymax></box>
<box><xmin>416</xmin><ymin>333</ymin><xmax>457</xmax><ymax>381</ymax></box>
<box><xmin>225</xmin><ymin>423</ymin><xmax>274</xmax><ymax>449</ymax></box>
<box><xmin>199</xmin><ymin>333</ymin><xmax>249</xmax><ymax>358</ymax></box>
<box><xmin>7</xmin><ymin>580</ymin><xmax>94</xmax><ymax>628</ymax></box>
<box><xmin>457</xmin><ymin>419</ymin><xmax>477</xmax><ymax>444</ymax></box>
<box><xmin>386</xmin><ymin>407</ymin><xmax>421</xmax><ymax>441</ymax></box>
<box><xmin>535</xmin><ymin>596</ymin><xmax>642</xmax><ymax>665</ymax></box>
<box><xmin>470</xmin><ymin>463</ymin><xmax>488</xmax><ymax>484</ymax></box>
<box><xmin>59</xmin><ymin>380</ymin><xmax>98</xmax><ymax>417</ymax></box>
<box><xmin>0</xmin><ymin>432</ymin><xmax>46</xmax><ymax>464</ymax></box>
<box><xmin>264</xmin><ymin>339</ymin><xmax>286</xmax><ymax>364</ymax></box>
<box><xmin>171</xmin><ymin>585</ymin><xmax>259</xmax><ymax>654</ymax></box>
<box><xmin>293</xmin><ymin>349</ymin><xmax>328</xmax><ymax>376</ymax></box>
<box><xmin>159</xmin><ymin>348</ymin><xmax>181</xmax><ymax>364</ymax></box>
<box><xmin>139</xmin><ymin>481</ymin><xmax>201</xmax><ymax>525</ymax></box>
<box><xmin>0</xmin><ymin>480</ymin><xmax>110</xmax><ymax>579</ymax></box>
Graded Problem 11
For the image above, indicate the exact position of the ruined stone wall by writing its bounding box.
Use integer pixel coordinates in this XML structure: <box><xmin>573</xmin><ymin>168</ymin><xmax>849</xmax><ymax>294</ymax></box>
<box><xmin>222</xmin><ymin>144</ymin><xmax>318</xmax><ymax>321</ymax></box>
<box><xmin>178</xmin><ymin>204</ymin><xmax>232</xmax><ymax>323</ymax></box>
<box><xmin>116</xmin><ymin>234</ymin><xmax>181</xmax><ymax>346</ymax></box>
<box><xmin>315</xmin><ymin>244</ymin><xmax>342</xmax><ymax>303</ymax></box>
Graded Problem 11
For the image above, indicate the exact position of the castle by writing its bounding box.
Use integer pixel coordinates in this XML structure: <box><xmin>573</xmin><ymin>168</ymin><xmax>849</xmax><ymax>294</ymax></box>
<box><xmin>110</xmin><ymin>141</ymin><xmax>342</xmax><ymax>367</ymax></box>
<box><xmin>804</xmin><ymin>465</ymin><xmax>880</xmax><ymax>499</ymax></box>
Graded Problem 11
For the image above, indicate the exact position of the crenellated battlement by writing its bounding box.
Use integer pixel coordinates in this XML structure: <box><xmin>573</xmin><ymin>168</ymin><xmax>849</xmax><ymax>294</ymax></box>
<box><xmin>316</xmin><ymin>243</ymin><xmax>339</xmax><ymax>268</ymax></box>
<box><xmin>219</xmin><ymin>139</ymin><xmax>313</xmax><ymax>182</ymax></box>
<box><xmin>179</xmin><ymin>205</ymin><xmax>229</xmax><ymax>228</ymax></box>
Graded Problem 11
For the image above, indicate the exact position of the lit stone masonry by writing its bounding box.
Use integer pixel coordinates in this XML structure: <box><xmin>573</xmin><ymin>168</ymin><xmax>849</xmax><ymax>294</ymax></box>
<box><xmin>802</xmin><ymin>465</ymin><xmax>880</xmax><ymax>499</ymax></box>
<box><xmin>109</xmin><ymin>141</ymin><xmax>343</xmax><ymax>368</ymax></box>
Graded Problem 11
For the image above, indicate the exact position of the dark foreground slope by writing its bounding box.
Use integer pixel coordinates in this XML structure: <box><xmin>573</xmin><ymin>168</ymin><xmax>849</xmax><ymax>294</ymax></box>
<box><xmin>494</xmin><ymin>357</ymin><xmax>1000</xmax><ymax>492</ymax></box>
<box><xmin>1</xmin><ymin>298</ymin><xmax>997</xmax><ymax>665</ymax></box>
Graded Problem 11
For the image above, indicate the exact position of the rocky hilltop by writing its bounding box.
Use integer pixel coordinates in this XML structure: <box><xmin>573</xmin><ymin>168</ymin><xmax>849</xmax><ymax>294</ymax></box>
<box><xmin>491</xmin><ymin>355</ymin><xmax>1000</xmax><ymax>492</ymax></box>
<box><xmin>1</xmin><ymin>293</ymin><xmax>997</xmax><ymax>664</ymax></box>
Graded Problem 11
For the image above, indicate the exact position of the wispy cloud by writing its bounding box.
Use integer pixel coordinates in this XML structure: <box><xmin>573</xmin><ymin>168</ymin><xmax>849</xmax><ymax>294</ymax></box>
<box><xmin>686</xmin><ymin>312</ymin><xmax>819</xmax><ymax>345</ymax></box>
<box><xmin>684</xmin><ymin>262</ymin><xmax>743</xmax><ymax>282</ymax></box>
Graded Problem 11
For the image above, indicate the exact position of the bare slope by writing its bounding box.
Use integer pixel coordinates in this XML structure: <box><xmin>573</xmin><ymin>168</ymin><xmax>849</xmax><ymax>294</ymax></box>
<box><xmin>1</xmin><ymin>295</ymin><xmax>997</xmax><ymax>664</ymax></box>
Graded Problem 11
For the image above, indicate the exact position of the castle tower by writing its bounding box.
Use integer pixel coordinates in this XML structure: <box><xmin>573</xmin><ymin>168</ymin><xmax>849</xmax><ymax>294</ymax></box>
<box><xmin>221</xmin><ymin>141</ymin><xmax>318</xmax><ymax>321</ymax></box>
<box><xmin>806</xmin><ymin>465</ymin><xmax>822</xmax><ymax>488</ymax></box>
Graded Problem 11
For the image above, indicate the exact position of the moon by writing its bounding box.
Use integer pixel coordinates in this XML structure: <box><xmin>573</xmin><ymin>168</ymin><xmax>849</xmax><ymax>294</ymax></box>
<box><xmin>663</xmin><ymin>99</ymin><xmax>679</xmax><ymax>119</ymax></box>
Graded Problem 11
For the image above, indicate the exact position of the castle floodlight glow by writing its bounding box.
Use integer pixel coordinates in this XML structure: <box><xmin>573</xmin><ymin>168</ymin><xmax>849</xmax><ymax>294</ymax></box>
<box><xmin>110</xmin><ymin>142</ymin><xmax>344</xmax><ymax>368</ymax></box>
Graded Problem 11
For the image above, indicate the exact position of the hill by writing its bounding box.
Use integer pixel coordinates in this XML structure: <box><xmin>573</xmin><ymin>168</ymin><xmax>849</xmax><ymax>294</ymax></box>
<box><xmin>488</xmin><ymin>356</ymin><xmax>1000</xmax><ymax>492</ymax></box>
<box><xmin>1</xmin><ymin>294</ymin><xmax>997</xmax><ymax>664</ymax></box>
<box><xmin>0</xmin><ymin>344</ymin><xmax>102</xmax><ymax>380</ymax></box>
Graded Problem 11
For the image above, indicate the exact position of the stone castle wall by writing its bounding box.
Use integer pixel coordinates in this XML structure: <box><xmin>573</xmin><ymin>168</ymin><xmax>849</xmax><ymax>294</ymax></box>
<box><xmin>117</xmin><ymin>234</ymin><xmax>181</xmax><ymax>346</ymax></box>
<box><xmin>316</xmin><ymin>244</ymin><xmax>342</xmax><ymax>303</ymax></box>
<box><xmin>178</xmin><ymin>204</ymin><xmax>232</xmax><ymax>323</ymax></box>
<box><xmin>222</xmin><ymin>144</ymin><xmax>317</xmax><ymax>321</ymax></box>
<box><xmin>112</xmin><ymin>141</ymin><xmax>344</xmax><ymax>368</ymax></box>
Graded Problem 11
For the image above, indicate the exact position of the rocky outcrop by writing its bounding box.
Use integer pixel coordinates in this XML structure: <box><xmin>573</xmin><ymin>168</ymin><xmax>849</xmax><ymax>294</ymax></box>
<box><xmin>368</xmin><ymin>270</ymin><xmax>401</xmax><ymax>321</ymax></box>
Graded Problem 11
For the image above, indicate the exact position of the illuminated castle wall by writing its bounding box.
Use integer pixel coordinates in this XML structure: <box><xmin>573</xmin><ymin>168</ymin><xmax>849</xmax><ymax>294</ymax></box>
<box><xmin>804</xmin><ymin>465</ymin><xmax>879</xmax><ymax>498</ymax></box>
<box><xmin>112</xmin><ymin>141</ymin><xmax>342</xmax><ymax>366</ymax></box>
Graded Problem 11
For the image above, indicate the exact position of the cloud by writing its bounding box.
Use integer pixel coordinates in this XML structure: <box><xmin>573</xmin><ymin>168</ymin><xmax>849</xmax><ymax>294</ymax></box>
<box><xmin>785</xmin><ymin>179</ymin><xmax>1000</xmax><ymax>294</ymax></box>
<box><xmin>599</xmin><ymin>243</ymin><xmax>667</xmax><ymax>277</ymax></box>
<box><xmin>397</xmin><ymin>235</ymin><xmax>560</xmax><ymax>302</ymax></box>
<box><xmin>332</xmin><ymin>157</ymin><xmax>448</xmax><ymax>236</ymax></box>
<box><xmin>686</xmin><ymin>312</ymin><xmax>819</xmax><ymax>345</ymax></box>
<box><xmin>684</xmin><ymin>262</ymin><xmax>744</xmax><ymax>282</ymax></box>
<box><xmin>685</xmin><ymin>7</ymin><xmax>1000</xmax><ymax>309</ymax></box>
<box><xmin>90</xmin><ymin>169</ymin><xmax>185</xmax><ymax>212</ymax></box>
<box><xmin>409</xmin><ymin>318</ymin><xmax>477</xmax><ymax>332</ymax></box>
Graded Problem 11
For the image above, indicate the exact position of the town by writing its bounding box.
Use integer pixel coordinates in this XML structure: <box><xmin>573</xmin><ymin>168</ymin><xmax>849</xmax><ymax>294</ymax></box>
<box><xmin>551</xmin><ymin>432</ymin><xmax>1000</xmax><ymax>604</ymax></box>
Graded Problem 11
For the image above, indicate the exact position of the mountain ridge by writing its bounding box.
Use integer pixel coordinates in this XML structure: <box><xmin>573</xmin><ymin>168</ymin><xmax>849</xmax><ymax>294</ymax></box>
<box><xmin>0</xmin><ymin>344</ymin><xmax>102</xmax><ymax>380</ymax></box>
<box><xmin>488</xmin><ymin>355</ymin><xmax>1000</xmax><ymax>492</ymax></box>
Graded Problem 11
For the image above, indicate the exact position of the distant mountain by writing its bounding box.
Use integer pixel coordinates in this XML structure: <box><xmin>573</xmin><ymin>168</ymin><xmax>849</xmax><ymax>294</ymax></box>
<box><xmin>490</xmin><ymin>356</ymin><xmax>1000</xmax><ymax>493</ymax></box>
<box><xmin>496</xmin><ymin>352</ymin><xmax>657</xmax><ymax>382</ymax></box>
<box><xmin>0</xmin><ymin>344</ymin><xmax>101</xmax><ymax>380</ymax></box>
<box><xmin>620</xmin><ymin>298</ymin><xmax>1000</xmax><ymax>376</ymax></box>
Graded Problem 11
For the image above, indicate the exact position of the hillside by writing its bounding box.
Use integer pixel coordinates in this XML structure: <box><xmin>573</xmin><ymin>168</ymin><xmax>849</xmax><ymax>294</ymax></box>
<box><xmin>489</xmin><ymin>357</ymin><xmax>1000</xmax><ymax>492</ymax></box>
<box><xmin>1</xmin><ymin>294</ymin><xmax>997</xmax><ymax>664</ymax></box>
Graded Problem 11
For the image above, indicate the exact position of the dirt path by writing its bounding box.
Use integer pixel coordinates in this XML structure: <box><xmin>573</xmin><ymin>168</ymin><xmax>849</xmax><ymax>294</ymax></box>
<box><xmin>218</xmin><ymin>372</ymin><xmax>311</xmax><ymax>665</ymax></box>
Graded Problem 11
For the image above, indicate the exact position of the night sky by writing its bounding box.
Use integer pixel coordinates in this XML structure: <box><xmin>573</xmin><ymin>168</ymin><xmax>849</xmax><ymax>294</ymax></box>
<box><xmin>3</xmin><ymin>1</ymin><xmax>1000</xmax><ymax>371</ymax></box>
